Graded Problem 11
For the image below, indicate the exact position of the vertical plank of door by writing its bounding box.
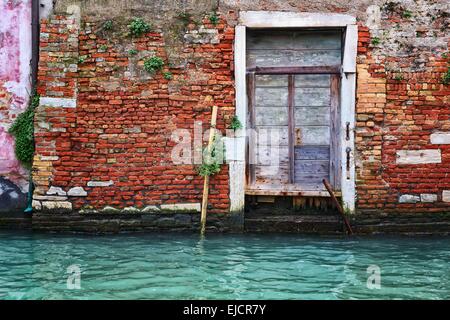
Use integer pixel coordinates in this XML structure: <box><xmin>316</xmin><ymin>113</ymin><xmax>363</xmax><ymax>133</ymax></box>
<box><xmin>330</xmin><ymin>74</ymin><xmax>340</xmax><ymax>188</ymax></box>
<box><xmin>288</xmin><ymin>75</ymin><xmax>295</xmax><ymax>184</ymax></box>
<box><xmin>247</xmin><ymin>72</ymin><xmax>256</xmax><ymax>186</ymax></box>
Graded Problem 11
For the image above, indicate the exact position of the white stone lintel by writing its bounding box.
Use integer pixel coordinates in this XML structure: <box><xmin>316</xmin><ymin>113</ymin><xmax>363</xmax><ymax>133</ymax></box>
<box><xmin>239</xmin><ymin>11</ymin><xmax>356</xmax><ymax>28</ymax></box>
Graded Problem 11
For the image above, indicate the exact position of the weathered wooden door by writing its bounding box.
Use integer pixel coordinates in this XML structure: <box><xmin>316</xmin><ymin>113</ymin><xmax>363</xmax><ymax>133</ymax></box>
<box><xmin>246</xmin><ymin>29</ymin><xmax>342</xmax><ymax>192</ymax></box>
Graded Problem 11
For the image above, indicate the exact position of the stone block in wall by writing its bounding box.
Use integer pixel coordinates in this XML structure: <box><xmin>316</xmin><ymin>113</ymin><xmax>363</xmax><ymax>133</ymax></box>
<box><xmin>39</xmin><ymin>97</ymin><xmax>77</xmax><ymax>108</ymax></box>
<box><xmin>396</xmin><ymin>150</ymin><xmax>441</xmax><ymax>165</ymax></box>
<box><xmin>160</xmin><ymin>203</ymin><xmax>201</xmax><ymax>213</ymax></box>
<box><xmin>420</xmin><ymin>194</ymin><xmax>437</xmax><ymax>203</ymax></box>
<box><xmin>430</xmin><ymin>132</ymin><xmax>450</xmax><ymax>145</ymax></box>
<box><xmin>42</xmin><ymin>201</ymin><xmax>72</xmax><ymax>212</ymax></box>
<box><xmin>399</xmin><ymin>194</ymin><xmax>420</xmax><ymax>203</ymax></box>
<box><xmin>46</xmin><ymin>186</ymin><xmax>67</xmax><ymax>196</ymax></box>
<box><xmin>443</xmin><ymin>191</ymin><xmax>450</xmax><ymax>203</ymax></box>
<box><xmin>67</xmin><ymin>187</ymin><xmax>87</xmax><ymax>197</ymax></box>
<box><xmin>87</xmin><ymin>180</ymin><xmax>114</xmax><ymax>187</ymax></box>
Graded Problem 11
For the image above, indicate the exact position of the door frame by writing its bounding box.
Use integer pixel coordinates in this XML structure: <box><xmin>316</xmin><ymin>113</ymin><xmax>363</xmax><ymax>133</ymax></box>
<box><xmin>228</xmin><ymin>11</ymin><xmax>357</xmax><ymax>214</ymax></box>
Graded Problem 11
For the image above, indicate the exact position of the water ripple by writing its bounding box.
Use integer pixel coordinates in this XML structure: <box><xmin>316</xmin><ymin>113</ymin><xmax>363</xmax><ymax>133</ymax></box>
<box><xmin>0</xmin><ymin>232</ymin><xmax>450</xmax><ymax>299</ymax></box>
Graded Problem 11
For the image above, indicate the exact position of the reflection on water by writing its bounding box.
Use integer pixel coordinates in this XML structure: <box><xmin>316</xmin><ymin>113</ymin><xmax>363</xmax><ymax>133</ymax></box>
<box><xmin>0</xmin><ymin>231</ymin><xmax>449</xmax><ymax>299</ymax></box>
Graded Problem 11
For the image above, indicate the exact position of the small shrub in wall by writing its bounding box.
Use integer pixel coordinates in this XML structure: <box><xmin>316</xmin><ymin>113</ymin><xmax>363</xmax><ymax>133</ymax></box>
<box><xmin>163</xmin><ymin>72</ymin><xmax>173</xmax><ymax>80</ymax></box>
<box><xmin>128</xmin><ymin>18</ymin><xmax>152</xmax><ymax>37</ymax></box>
<box><xmin>144</xmin><ymin>56</ymin><xmax>165</xmax><ymax>73</ymax></box>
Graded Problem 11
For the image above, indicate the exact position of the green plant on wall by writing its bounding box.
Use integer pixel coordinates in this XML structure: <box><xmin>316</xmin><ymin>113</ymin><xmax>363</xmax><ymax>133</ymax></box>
<box><xmin>442</xmin><ymin>67</ymin><xmax>450</xmax><ymax>85</ymax></box>
<box><xmin>128</xmin><ymin>49</ymin><xmax>138</xmax><ymax>56</ymax></box>
<box><xmin>197</xmin><ymin>134</ymin><xmax>224</xmax><ymax>177</ymax></box>
<box><xmin>209</xmin><ymin>11</ymin><xmax>219</xmax><ymax>25</ymax></box>
<box><xmin>229</xmin><ymin>115</ymin><xmax>243</xmax><ymax>131</ymax></box>
<box><xmin>371</xmin><ymin>37</ymin><xmax>380</xmax><ymax>46</ymax></box>
<box><xmin>144</xmin><ymin>56</ymin><xmax>164</xmax><ymax>73</ymax></box>
<box><xmin>128</xmin><ymin>18</ymin><xmax>152</xmax><ymax>37</ymax></box>
<box><xmin>402</xmin><ymin>10</ymin><xmax>413</xmax><ymax>19</ymax></box>
<box><xmin>163</xmin><ymin>71</ymin><xmax>173</xmax><ymax>80</ymax></box>
<box><xmin>177</xmin><ymin>12</ymin><xmax>193</xmax><ymax>26</ymax></box>
<box><xmin>103</xmin><ymin>20</ymin><xmax>113</xmax><ymax>30</ymax></box>
<box><xmin>8</xmin><ymin>93</ymin><xmax>39</xmax><ymax>169</ymax></box>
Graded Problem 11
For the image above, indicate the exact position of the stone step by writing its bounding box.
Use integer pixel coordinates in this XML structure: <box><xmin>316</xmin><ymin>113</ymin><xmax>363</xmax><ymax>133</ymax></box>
<box><xmin>245</xmin><ymin>214</ymin><xmax>345</xmax><ymax>234</ymax></box>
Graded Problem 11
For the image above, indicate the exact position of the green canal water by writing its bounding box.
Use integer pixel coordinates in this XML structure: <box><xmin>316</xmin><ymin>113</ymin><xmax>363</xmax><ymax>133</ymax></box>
<box><xmin>0</xmin><ymin>231</ymin><xmax>449</xmax><ymax>299</ymax></box>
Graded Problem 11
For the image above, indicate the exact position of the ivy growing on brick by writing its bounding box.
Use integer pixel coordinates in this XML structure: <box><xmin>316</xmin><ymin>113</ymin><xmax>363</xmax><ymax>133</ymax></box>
<box><xmin>8</xmin><ymin>93</ymin><xmax>39</xmax><ymax>168</ymax></box>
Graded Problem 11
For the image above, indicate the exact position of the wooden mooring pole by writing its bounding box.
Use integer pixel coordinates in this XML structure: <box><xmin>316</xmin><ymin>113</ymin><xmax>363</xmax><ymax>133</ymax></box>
<box><xmin>323</xmin><ymin>179</ymin><xmax>354</xmax><ymax>235</ymax></box>
<box><xmin>200</xmin><ymin>105</ymin><xmax>218</xmax><ymax>235</ymax></box>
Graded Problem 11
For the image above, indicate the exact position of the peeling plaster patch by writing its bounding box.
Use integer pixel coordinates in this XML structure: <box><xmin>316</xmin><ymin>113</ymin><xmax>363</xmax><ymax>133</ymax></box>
<box><xmin>67</xmin><ymin>187</ymin><xmax>87</xmax><ymax>196</ymax></box>
<box><xmin>399</xmin><ymin>194</ymin><xmax>420</xmax><ymax>203</ymax></box>
<box><xmin>160</xmin><ymin>203</ymin><xmax>201</xmax><ymax>212</ymax></box>
<box><xmin>39</xmin><ymin>97</ymin><xmax>77</xmax><ymax>108</ymax></box>
<box><xmin>39</xmin><ymin>0</ymin><xmax>54</xmax><ymax>19</ymax></box>
<box><xmin>396</xmin><ymin>150</ymin><xmax>441</xmax><ymax>165</ymax></box>
<box><xmin>443</xmin><ymin>191</ymin><xmax>450</xmax><ymax>203</ymax></box>
<box><xmin>87</xmin><ymin>180</ymin><xmax>114</xmax><ymax>187</ymax></box>
<box><xmin>184</xmin><ymin>28</ymin><xmax>219</xmax><ymax>44</ymax></box>
<box><xmin>420</xmin><ymin>193</ymin><xmax>437</xmax><ymax>203</ymax></box>
<box><xmin>430</xmin><ymin>132</ymin><xmax>450</xmax><ymax>145</ymax></box>
<box><xmin>0</xmin><ymin>0</ymin><xmax>31</xmax><ymax>108</ymax></box>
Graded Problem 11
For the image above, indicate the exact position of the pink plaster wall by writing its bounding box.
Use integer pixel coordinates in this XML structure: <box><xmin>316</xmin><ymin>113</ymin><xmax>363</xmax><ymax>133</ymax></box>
<box><xmin>0</xmin><ymin>0</ymin><xmax>32</xmax><ymax>194</ymax></box>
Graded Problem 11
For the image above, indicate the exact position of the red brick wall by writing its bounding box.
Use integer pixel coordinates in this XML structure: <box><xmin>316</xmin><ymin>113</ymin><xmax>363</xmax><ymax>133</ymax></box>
<box><xmin>34</xmin><ymin>14</ymin><xmax>234</xmax><ymax>213</ymax></box>
<box><xmin>355</xmin><ymin>24</ymin><xmax>450</xmax><ymax>213</ymax></box>
<box><xmin>33</xmin><ymin>9</ymin><xmax>450</xmax><ymax>216</ymax></box>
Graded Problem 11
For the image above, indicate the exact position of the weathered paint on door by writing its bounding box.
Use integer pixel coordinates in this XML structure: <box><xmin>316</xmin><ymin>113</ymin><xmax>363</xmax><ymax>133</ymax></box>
<box><xmin>246</xmin><ymin>29</ymin><xmax>342</xmax><ymax>192</ymax></box>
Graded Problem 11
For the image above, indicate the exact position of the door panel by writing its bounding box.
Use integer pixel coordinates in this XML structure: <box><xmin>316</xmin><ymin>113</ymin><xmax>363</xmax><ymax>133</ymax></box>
<box><xmin>251</xmin><ymin>74</ymin><xmax>289</xmax><ymax>187</ymax></box>
<box><xmin>249</xmin><ymin>73</ymin><xmax>339</xmax><ymax>190</ymax></box>
<box><xmin>293</xmin><ymin>74</ymin><xmax>332</xmax><ymax>188</ymax></box>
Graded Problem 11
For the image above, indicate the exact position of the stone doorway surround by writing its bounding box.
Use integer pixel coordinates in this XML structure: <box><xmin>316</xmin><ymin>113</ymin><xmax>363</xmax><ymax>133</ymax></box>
<box><xmin>228</xmin><ymin>11</ymin><xmax>358</xmax><ymax>214</ymax></box>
